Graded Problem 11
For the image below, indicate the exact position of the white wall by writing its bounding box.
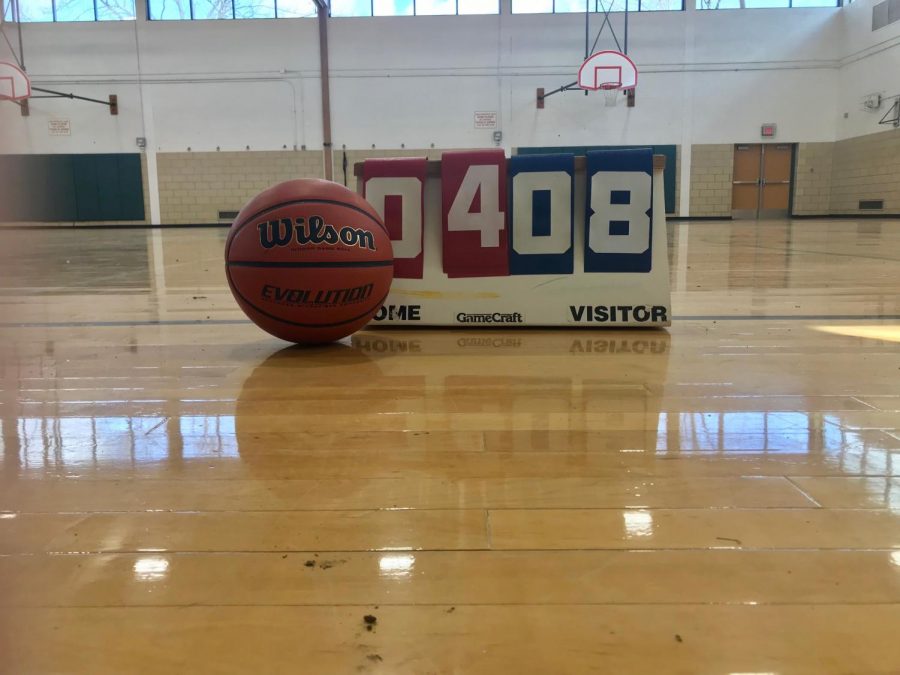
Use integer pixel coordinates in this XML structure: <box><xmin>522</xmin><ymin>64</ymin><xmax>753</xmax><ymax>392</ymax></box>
<box><xmin>6</xmin><ymin>0</ymin><xmax>899</xmax><ymax>220</ymax></box>
<box><xmin>836</xmin><ymin>0</ymin><xmax>900</xmax><ymax>139</ymax></box>
<box><xmin>0</xmin><ymin>2</ymin><xmax>846</xmax><ymax>157</ymax></box>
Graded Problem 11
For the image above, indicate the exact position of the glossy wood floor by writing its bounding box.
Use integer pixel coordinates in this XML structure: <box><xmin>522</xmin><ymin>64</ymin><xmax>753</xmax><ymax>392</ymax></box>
<box><xmin>1</xmin><ymin>220</ymin><xmax>899</xmax><ymax>674</ymax></box>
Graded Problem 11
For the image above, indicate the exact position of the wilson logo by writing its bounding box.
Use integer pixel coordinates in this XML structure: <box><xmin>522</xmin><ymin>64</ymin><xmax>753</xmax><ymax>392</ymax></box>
<box><xmin>257</xmin><ymin>216</ymin><xmax>376</xmax><ymax>251</ymax></box>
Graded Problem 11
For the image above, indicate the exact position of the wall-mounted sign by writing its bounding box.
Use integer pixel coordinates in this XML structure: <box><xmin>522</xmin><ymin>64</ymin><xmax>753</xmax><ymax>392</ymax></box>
<box><xmin>761</xmin><ymin>123</ymin><xmax>777</xmax><ymax>138</ymax></box>
<box><xmin>474</xmin><ymin>111</ymin><xmax>498</xmax><ymax>129</ymax></box>
<box><xmin>49</xmin><ymin>119</ymin><xmax>71</xmax><ymax>136</ymax></box>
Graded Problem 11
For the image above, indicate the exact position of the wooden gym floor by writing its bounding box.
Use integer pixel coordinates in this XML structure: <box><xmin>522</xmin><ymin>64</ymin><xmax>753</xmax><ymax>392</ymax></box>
<box><xmin>1</xmin><ymin>219</ymin><xmax>899</xmax><ymax>674</ymax></box>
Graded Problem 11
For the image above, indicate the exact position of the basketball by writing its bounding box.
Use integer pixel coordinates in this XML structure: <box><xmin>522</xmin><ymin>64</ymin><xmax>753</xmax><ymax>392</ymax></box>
<box><xmin>225</xmin><ymin>179</ymin><xmax>393</xmax><ymax>344</ymax></box>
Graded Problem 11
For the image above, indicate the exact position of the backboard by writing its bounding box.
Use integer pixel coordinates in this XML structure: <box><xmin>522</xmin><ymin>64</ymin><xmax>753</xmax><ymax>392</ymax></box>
<box><xmin>578</xmin><ymin>51</ymin><xmax>638</xmax><ymax>92</ymax></box>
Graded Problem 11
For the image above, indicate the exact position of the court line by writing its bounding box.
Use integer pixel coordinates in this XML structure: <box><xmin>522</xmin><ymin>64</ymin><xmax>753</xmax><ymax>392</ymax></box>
<box><xmin>751</xmin><ymin>243</ymin><xmax>900</xmax><ymax>264</ymax></box>
<box><xmin>228</xmin><ymin>259</ymin><xmax>394</xmax><ymax>268</ymax></box>
<box><xmin>675</xmin><ymin>314</ymin><xmax>900</xmax><ymax>321</ymax></box>
<box><xmin>1</xmin><ymin>314</ymin><xmax>899</xmax><ymax>328</ymax></box>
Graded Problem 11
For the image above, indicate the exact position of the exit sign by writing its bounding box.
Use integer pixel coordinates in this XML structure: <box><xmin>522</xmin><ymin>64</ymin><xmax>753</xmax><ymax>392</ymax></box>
<box><xmin>761</xmin><ymin>123</ymin><xmax>777</xmax><ymax>138</ymax></box>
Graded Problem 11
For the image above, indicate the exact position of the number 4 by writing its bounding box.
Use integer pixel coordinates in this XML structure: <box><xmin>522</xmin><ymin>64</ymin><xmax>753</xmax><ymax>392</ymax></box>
<box><xmin>447</xmin><ymin>165</ymin><xmax>505</xmax><ymax>247</ymax></box>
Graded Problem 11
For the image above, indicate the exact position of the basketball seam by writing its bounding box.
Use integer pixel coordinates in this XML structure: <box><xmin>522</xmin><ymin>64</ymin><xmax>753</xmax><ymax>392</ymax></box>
<box><xmin>225</xmin><ymin>198</ymin><xmax>389</xmax><ymax>262</ymax></box>
<box><xmin>226</xmin><ymin>266</ymin><xmax>390</xmax><ymax>330</ymax></box>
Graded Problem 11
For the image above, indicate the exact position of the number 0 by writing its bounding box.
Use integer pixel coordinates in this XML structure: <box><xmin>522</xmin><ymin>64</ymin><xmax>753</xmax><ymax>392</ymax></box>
<box><xmin>365</xmin><ymin>176</ymin><xmax>422</xmax><ymax>259</ymax></box>
<box><xmin>512</xmin><ymin>171</ymin><xmax>571</xmax><ymax>256</ymax></box>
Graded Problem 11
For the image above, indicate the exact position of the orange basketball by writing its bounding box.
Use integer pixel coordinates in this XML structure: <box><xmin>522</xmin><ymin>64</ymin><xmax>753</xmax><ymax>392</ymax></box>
<box><xmin>225</xmin><ymin>179</ymin><xmax>393</xmax><ymax>344</ymax></box>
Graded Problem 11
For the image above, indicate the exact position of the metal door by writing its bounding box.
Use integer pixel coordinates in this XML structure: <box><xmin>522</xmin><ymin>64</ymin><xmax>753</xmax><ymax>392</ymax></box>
<box><xmin>759</xmin><ymin>144</ymin><xmax>792</xmax><ymax>218</ymax></box>
<box><xmin>731</xmin><ymin>144</ymin><xmax>794</xmax><ymax>219</ymax></box>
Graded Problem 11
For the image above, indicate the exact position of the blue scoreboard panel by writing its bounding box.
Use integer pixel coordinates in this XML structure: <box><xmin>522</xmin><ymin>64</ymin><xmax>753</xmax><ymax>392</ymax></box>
<box><xmin>356</xmin><ymin>149</ymin><xmax>670</xmax><ymax>328</ymax></box>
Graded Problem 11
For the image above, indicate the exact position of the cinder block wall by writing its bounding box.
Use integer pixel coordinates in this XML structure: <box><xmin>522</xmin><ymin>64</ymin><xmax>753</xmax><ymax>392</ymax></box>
<box><xmin>829</xmin><ymin>126</ymin><xmax>900</xmax><ymax>214</ymax></box>
<box><xmin>689</xmin><ymin>144</ymin><xmax>733</xmax><ymax>217</ymax></box>
<box><xmin>793</xmin><ymin>143</ymin><xmax>834</xmax><ymax>216</ymax></box>
<box><xmin>337</xmin><ymin>148</ymin><xmax>446</xmax><ymax>189</ymax></box>
<box><xmin>156</xmin><ymin>148</ymin><xmax>469</xmax><ymax>224</ymax></box>
<box><xmin>156</xmin><ymin>150</ymin><xmax>325</xmax><ymax>224</ymax></box>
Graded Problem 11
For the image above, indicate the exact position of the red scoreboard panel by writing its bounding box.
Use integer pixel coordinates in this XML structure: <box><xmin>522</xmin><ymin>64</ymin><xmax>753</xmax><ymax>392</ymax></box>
<box><xmin>362</xmin><ymin>157</ymin><xmax>426</xmax><ymax>279</ymax></box>
<box><xmin>441</xmin><ymin>149</ymin><xmax>509</xmax><ymax>278</ymax></box>
<box><xmin>358</xmin><ymin>149</ymin><xmax>671</xmax><ymax>328</ymax></box>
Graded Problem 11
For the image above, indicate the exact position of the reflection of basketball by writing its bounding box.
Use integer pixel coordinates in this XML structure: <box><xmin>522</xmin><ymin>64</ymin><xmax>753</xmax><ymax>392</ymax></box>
<box><xmin>225</xmin><ymin>179</ymin><xmax>393</xmax><ymax>344</ymax></box>
<box><xmin>234</xmin><ymin>343</ymin><xmax>384</xmax><ymax>470</ymax></box>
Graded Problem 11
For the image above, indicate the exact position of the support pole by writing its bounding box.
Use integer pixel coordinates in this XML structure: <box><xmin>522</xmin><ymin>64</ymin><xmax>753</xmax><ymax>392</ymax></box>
<box><xmin>317</xmin><ymin>1</ymin><xmax>334</xmax><ymax>181</ymax></box>
<box><xmin>624</xmin><ymin>0</ymin><xmax>629</xmax><ymax>54</ymax></box>
<box><xmin>31</xmin><ymin>87</ymin><xmax>111</xmax><ymax>106</ymax></box>
<box><xmin>584</xmin><ymin>0</ymin><xmax>590</xmax><ymax>59</ymax></box>
<box><xmin>15</xmin><ymin>0</ymin><xmax>24</xmax><ymax>70</ymax></box>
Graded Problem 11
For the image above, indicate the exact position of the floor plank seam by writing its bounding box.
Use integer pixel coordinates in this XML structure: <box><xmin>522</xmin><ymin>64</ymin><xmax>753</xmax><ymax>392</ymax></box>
<box><xmin>5</xmin><ymin>601</ymin><xmax>900</xmax><ymax>609</ymax></box>
<box><xmin>5</xmin><ymin>546</ymin><xmax>897</xmax><ymax>555</ymax></box>
<box><xmin>3</xmin><ymin>505</ymin><xmax>881</xmax><ymax>514</ymax></box>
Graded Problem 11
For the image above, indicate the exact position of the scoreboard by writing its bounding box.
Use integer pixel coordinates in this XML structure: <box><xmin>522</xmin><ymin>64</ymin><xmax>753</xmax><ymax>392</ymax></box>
<box><xmin>355</xmin><ymin>148</ymin><xmax>670</xmax><ymax>328</ymax></box>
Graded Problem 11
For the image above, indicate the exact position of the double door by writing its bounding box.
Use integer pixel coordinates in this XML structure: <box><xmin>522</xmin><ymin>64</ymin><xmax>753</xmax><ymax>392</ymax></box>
<box><xmin>732</xmin><ymin>144</ymin><xmax>793</xmax><ymax>219</ymax></box>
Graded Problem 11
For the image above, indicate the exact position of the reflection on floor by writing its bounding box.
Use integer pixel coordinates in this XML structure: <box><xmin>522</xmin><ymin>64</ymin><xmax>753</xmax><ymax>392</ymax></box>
<box><xmin>1</xmin><ymin>220</ymin><xmax>900</xmax><ymax>673</ymax></box>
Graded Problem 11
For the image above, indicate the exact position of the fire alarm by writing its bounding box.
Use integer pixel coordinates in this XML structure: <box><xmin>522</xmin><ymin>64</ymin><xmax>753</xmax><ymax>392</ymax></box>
<box><xmin>761</xmin><ymin>123</ymin><xmax>777</xmax><ymax>138</ymax></box>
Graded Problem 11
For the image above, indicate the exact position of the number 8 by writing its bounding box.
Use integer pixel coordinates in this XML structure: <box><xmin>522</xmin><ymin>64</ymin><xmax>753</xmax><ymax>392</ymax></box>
<box><xmin>588</xmin><ymin>171</ymin><xmax>651</xmax><ymax>255</ymax></box>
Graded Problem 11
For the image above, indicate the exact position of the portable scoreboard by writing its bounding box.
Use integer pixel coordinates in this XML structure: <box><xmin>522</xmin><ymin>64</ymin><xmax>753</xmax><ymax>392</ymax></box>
<box><xmin>355</xmin><ymin>148</ymin><xmax>670</xmax><ymax>328</ymax></box>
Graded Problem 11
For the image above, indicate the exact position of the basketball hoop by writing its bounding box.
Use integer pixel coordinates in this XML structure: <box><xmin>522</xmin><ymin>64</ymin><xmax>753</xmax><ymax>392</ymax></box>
<box><xmin>577</xmin><ymin>51</ymin><xmax>637</xmax><ymax>109</ymax></box>
<box><xmin>536</xmin><ymin>50</ymin><xmax>638</xmax><ymax>109</ymax></box>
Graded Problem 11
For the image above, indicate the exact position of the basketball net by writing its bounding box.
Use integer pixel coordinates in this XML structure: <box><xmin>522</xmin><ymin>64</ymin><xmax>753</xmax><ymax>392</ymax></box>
<box><xmin>600</xmin><ymin>83</ymin><xmax>620</xmax><ymax>108</ymax></box>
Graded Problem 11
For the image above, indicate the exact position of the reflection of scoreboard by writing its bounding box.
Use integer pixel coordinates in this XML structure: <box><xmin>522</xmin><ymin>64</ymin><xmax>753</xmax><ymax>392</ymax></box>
<box><xmin>354</xmin><ymin>148</ymin><xmax>670</xmax><ymax>328</ymax></box>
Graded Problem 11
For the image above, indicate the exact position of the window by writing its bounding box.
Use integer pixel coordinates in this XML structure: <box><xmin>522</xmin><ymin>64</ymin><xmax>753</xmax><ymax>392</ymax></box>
<box><xmin>143</xmin><ymin>0</ymin><xmax>497</xmax><ymax>18</ymax></box>
<box><xmin>416</xmin><ymin>0</ymin><xmax>455</xmax><ymax>14</ymax></box>
<box><xmin>12</xmin><ymin>0</ymin><xmax>503</xmax><ymax>20</ymax></box>
<box><xmin>513</xmin><ymin>0</ymin><xmax>552</xmax><ymax>11</ymax></box>
<box><xmin>150</xmin><ymin>0</ymin><xmax>189</xmax><ymax>19</ymax></box>
<box><xmin>270</xmin><ymin>0</ymin><xmax>308</xmax><ymax>15</ymax></box>
<box><xmin>331</xmin><ymin>0</ymin><xmax>499</xmax><ymax>15</ymax></box>
<box><xmin>697</xmin><ymin>0</ymin><xmax>839</xmax><ymax>8</ymax></box>
<box><xmin>235</xmin><ymin>0</ymin><xmax>276</xmax><ymax>18</ymax></box>
<box><xmin>149</xmin><ymin>0</ymin><xmax>314</xmax><ymax>18</ymax></box>
<box><xmin>4</xmin><ymin>0</ymin><xmax>135</xmax><ymax>20</ymax></box>
<box><xmin>374</xmin><ymin>0</ymin><xmax>413</xmax><ymax>14</ymax></box>
<box><xmin>512</xmin><ymin>0</ymin><xmax>681</xmax><ymax>12</ymax></box>
<box><xmin>638</xmin><ymin>0</ymin><xmax>681</xmax><ymax>8</ymax></box>
<box><xmin>192</xmin><ymin>0</ymin><xmax>235</xmax><ymax>19</ymax></box>
<box><xmin>457</xmin><ymin>0</ymin><xmax>496</xmax><ymax>12</ymax></box>
<box><xmin>331</xmin><ymin>0</ymin><xmax>371</xmax><ymax>14</ymax></box>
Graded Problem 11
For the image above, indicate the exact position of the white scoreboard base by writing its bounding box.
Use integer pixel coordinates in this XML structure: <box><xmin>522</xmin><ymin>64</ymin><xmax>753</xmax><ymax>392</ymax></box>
<box><xmin>354</xmin><ymin>153</ymin><xmax>671</xmax><ymax>328</ymax></box>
